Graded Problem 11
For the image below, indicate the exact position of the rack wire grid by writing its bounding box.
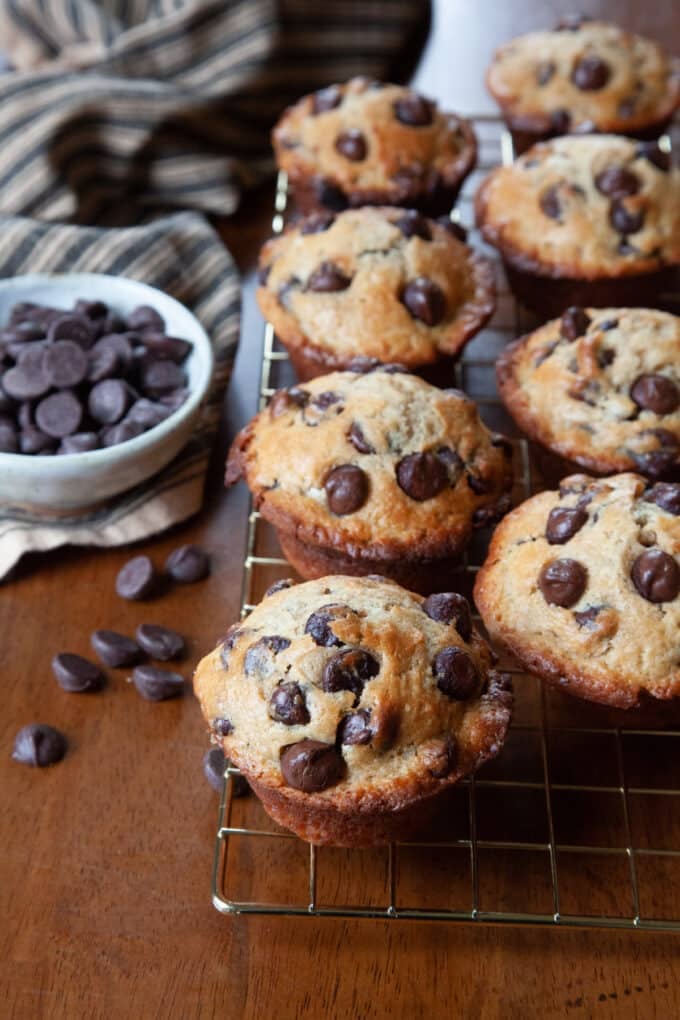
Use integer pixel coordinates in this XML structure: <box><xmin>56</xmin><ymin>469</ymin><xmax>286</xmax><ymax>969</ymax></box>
<box><xmin>212</xmin><ymin>115</ymin><xmax>680</xmax><ymax>929</ymax></box>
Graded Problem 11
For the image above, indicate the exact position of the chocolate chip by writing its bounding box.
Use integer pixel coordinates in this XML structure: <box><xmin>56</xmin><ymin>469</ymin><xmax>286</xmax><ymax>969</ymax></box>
<box><xmin>124</xmin><ymin>398</ymin><xmax>171</xmax><ymax>430</ymax></box>
<box><xmin>636</xmin><ymin>141</ymin><xmax>670</xmax><ymax>172</ymax></box>
<box><xmin>325</xmin><ymin>464</ymin><xmax>369</xmax><ymax>515</ymax></box>
<box><xmin>571</xmin><ymin>55</ymin><xmax>610</xmax><ymax>90</ymax></box>
<box><xmin>396</xmin><ymin>451</ymin><xmax>448</xmax><ymax>501</ymax></box>
<box><xmin>573</xmin><ymin>606</ymin><xmax>602</xmax><ymax>628</ymax></box>
<box><xmin>348</xmin><ymin>421</ymin><xmax>375</xmax><ymax>454</ymax></box>
<box><xmin>280</xmin><ymin>739</ymin><xmax>344</xmax><ymax>793</ymax></box>
<box><xmin>300</xmin><ymin>212</ymin><xmax>335</xmax><ymax>235</ymax></box>
<box><xmin>539</xmin><ymin>185</ymin><xmax>562</xmax><ymax>220</ymax></box>
<box><xmin>436</xmin><ymin>217</ymin><xmax>468</xmax><ymax>242</ymax></box>
<box><xmin>610</xmin><ymin>200</ymin><xmax>644</xmax><ymax>235</ymax></box>
<box><xmin>47</xmin><ymin>314</ymin><xmax>93</xmax><ymax>349</ymax></box>
<box><xmin>269</xmin><ymin>682</ymin><xmax>310</xmax><ymax>726</ymax></box>
<box><xmin>316</xmin><ymin>179</ymin><xmax>348</xmax><ymax>211</ymax></box>
<box><xmin>35</xmin><ymin>391</ymin><xmax>82</xmax><ymax>438</ymax></box>
<box><xmin>12</xmin><ymin>724</ymin><xmax>67</xmax><ymax>767</ymax></box>
<box><xmin>632</xmin><ymin>430</ymin><xmax>679</xmax><ymax>478</ymax></box>
<box><xmin>91</xmin><ymin>630</ymin><xmax>142</xmax><ymax>668</ymax></box>
<box><xmin>43</xmin><ymin>340</ymin><xmax>88</xmax><ymax>388</ymax></box>
<box><xmin>58</xmin><ymin>432</ymin><xmax>100</xmax><ymax>454</ymax></box>
<box><xmin>115</xmin><ymin>555</ymin><xmax>157</xmax><ymax>600</ymax></box>
<box><xmin>141</xmin><ymin>359</ymin><xmax>185</xmax><ymax>398</ymax></box>
<box><xmin>312</xmin><ymin>390</ymin><xmax>342</xmax><ymax>410</ymax></box>
<box><xmin>92</xmin><ymin>333</ymin><xmax>134</xmax><ymax>371</ymax></box>
<box><xmin>19</xmin><ymin>427</ymin><xmax>53</xmax><ymax>454</ymax></box>
<box><xmin>87</xmin><ymin>344</ymin><xmax>119</xmax><ymax>383</ymax></box>
<box><xmin>244</xmin><ymin>634</ymin><xmax>291</xmax><ymax>676</ymax></box>
<box><xmin>598</xmin><ymin>318</ymin><xmax>619</xmax><ymax>332</ymax></box>
<box><xmin>165</xmin><ymin>544</ymin><xmax>210</xmax><ymax>583</ymax></box>
<box><xmin>213</xmin><ymin>718</ymin><xmax>233</xmax><ymax>736</ymax></box>
<box><xmin>203</xmin><ymin>747</ymin><xmax>249</xmax><ymax>797</ymax></box>
<box><xmin>132</xmin><ymin>664</ymin><xmax>184</xmax><ymax>701</ymax></box>
<box><xmin>0</xmin><ymin>422</ymin><xmax>18</xmax><ymax>453</ymax></box>
<box><xmin>75</xmin><ymin>299</ymin><xmax>107</xmax><ymax>321</ymax></box>
<box><xmin>322</xmin><ymin>648</ymin><xmax>380</xmax><ymax>701</ymax></box>
<box><xmin>393</xmin><ymin>93</ymin><xmax>433</xmax><ymax>126</ymax></box>
<box><xmin>220</xmin><ymin>624</ymin><xmax>243</xmax><ymax>667</ymax></box>
<box><xmin>307</xmin><ymin>262</ymin><xmax>351</xmax><ymax>293</ymax></box>
<box><xmin>432</xmin><ymin>646</ymin><xmax>478</xmax><ymax>700</ymax></box>
<box><xmin>556</xmin><ymin>13</ymin><xmax>593</xmax><ymax>29</ymax></box>
<box><xmin>304</xmin><ymin>604</ymin><xmax>352</xmax><ymax>647</ymax></box>
<box><xmin>597</xmin><ymin>348</ymin><xmax>616</xmax><ymax>368</ymax></box>
<box><xmin>2</xmin><ymin>346</ymin><xmax>50</xmax><ymax>400</ymax></box>
<box><xmin>631</xmin><ymin>375</ymin><xmax>679</xmax><ymax>415</ymax></box>
<box><xmin>631</xmin><ymin>549</ymin><xmax>680</xmax><ymax>603</ymax></box>
<box><xmin>422</xmin><ymin>593</ymin><xmax>472</xmax><ymax>641</ymax></box>
<box><xmin>550</xmin><ymin>109</ymin><xmax>571</xmax><ymax>133</ymax></box>
<box><xmin>312</xmin><ymin>84</ymin><xmax>342</xmax><ymax>114</ymax></box>
<box><xmin>538</xmin><ymin>559</ymin><xmax>587</xmax><ymax>607</ymax></box>
<box><xmin>52</xmin><ymin>652</ymin><xmax>105</xmax><ymax>693</ymax></box>
<box><xmin>394</xmin><ymin>210</ymin><xmax>432</xmax><ymax>240</ymax></box>
<box><xmin>536</xmin><ymin>60</ymin><xmax>556</xmax><ymax>86</ymax></box>
<box><xmin>88</xmin><ymin>379</ymin><xmax>133</xmax><ymax>424</ymax></box>
<box><xmin>426</xmin><ymin>735</ymin><xmax>457</xmax><ymax>778</ymax></box>
<box><xmin>546</xmin><ymin>506</ymin><xmax>588</xmax><ymax>544</ymax></box>
<box><xmin>401</xmin><ymin>278</ymin><xmax>446</xmax><ymax>326</ymax></box>
<box><xmin>264</xmin><ymin>578</ymin><xmax>295</xmax><ymax>597</ymax></box>
<box><xmin>140</xmin><ymin>333</ymin><xmax>190</xmax><ymax>364</ymax></box>
<box><xmin>127</xmin><ymin>305</ymin><xmax>164</xmax><ymax>333</ymax></box>
<box><xmin>594</xmin><ymin>166</ymin><xmax>640</xmax><ymax>199</ymax></box>
<box><xmin>645</xmin><ymin>483</ymin><xmax>680</xmax><ymax>515</ymax></box>
<box><xmin>135</xmin><ymin>624</ymin><xmax>185</xmax><ymax>661</ymax></box>
<box><xmin>100</xmin><ymin>421</ymin><xmax>145</xmax><ymax>447</ymax></box>
<box><xmin>337</xmin><ymin>709</ymin><xmax>373</xmax><ymax>745</ymax></box>
<box><xmin>335</xmin><ymin>129</ymin><xmax>367</xmax><ymax>161</ymax></box>
<box><xmin>561</xmin><ymin>306</ymin><xmax>591</xmax><ymax>341</ymax></box>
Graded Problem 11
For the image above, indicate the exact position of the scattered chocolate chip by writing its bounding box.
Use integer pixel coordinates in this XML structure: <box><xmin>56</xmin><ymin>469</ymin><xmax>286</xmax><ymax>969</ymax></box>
<box><xmin>269</xmin><ymin>682</ymin><xmax>310</xmax><ymax>725</ymax></box>
<box><xmin>325</xmin><ymin>464</ymin><xmax>369</xmax><ymax>515</ymax></box>
<box><xmin>538</xmin><ymin>558</ymin><xmax>587</xmax><ymax>607</ymax></box>
<box><xmin>91</xmin><ymin>629</ymin><xmax>142</xmax><ymax>668</ymax></box>
<box><xmin>631</xmin><ymin>549</ymin><xmax>680</xmax><ymax>603</ymax></box>
<box><xmin>393</xmin><ymin>93</ymin><xmax>433</xmax><ymax>126</ymax></box>
<box><xmin>51</xmin><ymin>652</ymin><xmax>105</xmax><ymax>693</ymax></box>
<box><xmin>305</xmin><ymin>604</ymin><xmax>352</xmax><ymax>647</ymax></box>
<box><xmin>394</xmin><ymin>210</ymin><xmax>432</xmax><ymax>240</ymax></box>
<box><xmin>401</xmin><ymin>277</ymin><xmax>446</xmax><ymax>326</ymax></box>
<box><xmin>636</xmin><ymin>141</ymin><xmax>670</xmax><ymax>172</ymax></box>
<box><xmin>316</xmin><ymin>178</ymin><xmax>348</xmax><ymax>211</ymax></box>
<box><xmin>348</xmin><ymin>421</ymin><xmax>375</xmax><ymax>454</ymax></box>
<box><xmin>115</xmin><ymin>555</ymin><xmax>157</xmax><ymax>600</ymax></box>
<box><xmin>645</xmin><ymin>483</ymin><xmax>680</xmax><ymax>515</ymax></box>
<box><xmin>165</xmin><ymin>544</ymin><xmax>210</xmax><ymax>583</ymax></box>
<box><xmin>132</xmin><ymin>664</ymin><xmax>184</xmax><ymax>701</ymax></box>
<box><xmin>312</xmin><ymin>84</ymin><xmax>342</xmax><ymax>114</ymax></box>
<box><xmin>610</xmin><ymin>200</ymin><xmax>644</xmax><ymax>235</ymax></box>
<box><xmin>135</xmin><ymin>624</ymin><xmax>185</xmax><ymax>661</ymax></box>
<box><xmin>203</xmin><ymin>747</ymin><xmax>249</xmax><ymax>796</ymax></box>
<box><xmin>539</xmin><ymin>184</ymin><xmax>562</xmax><ymax>220</ymax></box>
<box><xmin>561</xmin><ymin>306</ymin><xmax>591</xmax><ymax>341</ymax></box>
<box><xmin>546</xmin><ymin>506</ymin><xmax>588</xmax><ymax>544</ymax></box>
<box><xmin>12</xmin><ymin>724</ymin><xmax>67</xmax><ymax>767</ymax></box>
<box><xmin>244</xmin><ymin>634</ymin><xmax>291</xmax><ymax>675</ymax></box>
<box><xmin>432</xmin><ymin>646</ymin><xmax>478</xmax><ymax>700</ymax></box>
<box><xmin>396</xmin><ymin>451</ymin><xmax>448</xmax><ymax>501</ymax></box>
<box><xmin>426</xmin><ymin>735</ymin><xmax>457</xmax><ymax>778</ymax></box>
<box><xmin>322</xmin><ymin>647</ymin><xmax>380</xmax><ymax>701</ymax></box>
<box><xmin>422</xmin><ymin>593</ymin><xmax>472</xmax><ymax>641</ymax></box>
<box><xmin>213</xmin><ymin>718</ymin><xmax>233</xmax><ymax>736</ymax></box>
<box><xmin>337</xmin><ymin>709</ymin><xmax>373</xmax><ymax>745</ymax></box>
<box><xmin>594</xmin><ymin>166</ymin><xmax>640</xmax><ymax>199</ymax></box>
<box><xmin>571</xmin><ymin>55</ymin><xmax>610</xmax><ymax>90</ymax></box>
<box><xmin>630</xmin><ymin>375</ymin><xmax>679</xmax><ymax>415</ymax></box>
<box><xmin>300</xmin><ymin>212</ymin><xmax>335</xmax><ymax>235</ymax></box>
<box><xmin>335</xmin><ymin>129</ymin><xmax>367</xmax><ymax>161</ymax></box>
<box><xmin>307</xmin><ymin>262</ymin><xmax>351</xmax><ymax>293</ymax></box>
<box><xmin>280</xmin><ymin>739</ymin><xmax>344</xmax><ymax>792</ymax></box>
<box><xmin>264</xmin><ymin>578</ymin><xmax>295</xmax><ymax>597</ymax></box>
<box><xmin>35</xmin><ymin>390</ymin><xmax>83</xmax><ymax>438</ymax></box>
<box><xmin>127</xmin><ymin>305</ymin><xmax>164</xmax><ymax>333</ymax></box>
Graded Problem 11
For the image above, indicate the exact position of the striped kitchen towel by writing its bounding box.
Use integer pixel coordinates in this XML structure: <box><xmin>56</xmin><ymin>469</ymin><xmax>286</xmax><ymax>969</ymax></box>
<box><xmin>0</xmin><ymin>0</ymin><xmax>429</xmax><ymax>579</ymax></box>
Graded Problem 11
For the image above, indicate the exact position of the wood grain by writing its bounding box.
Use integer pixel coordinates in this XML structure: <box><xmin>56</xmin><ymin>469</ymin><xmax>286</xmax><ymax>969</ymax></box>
<box><xmin>2</xmin><ymin>3</ymin><xmax>680</xmax><ymax>1018</ymax></box>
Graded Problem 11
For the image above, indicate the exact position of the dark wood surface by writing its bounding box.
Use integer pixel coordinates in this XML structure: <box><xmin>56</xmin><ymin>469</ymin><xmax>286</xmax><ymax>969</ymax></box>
<box><xmin>3</xmin><ymin>3</ymin><xmax>680</xmax><ymax>1018</ymax></box>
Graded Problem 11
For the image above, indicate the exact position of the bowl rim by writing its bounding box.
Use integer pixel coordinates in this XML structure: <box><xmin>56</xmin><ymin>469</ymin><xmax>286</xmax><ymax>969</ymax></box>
<box><xmin>0</xmin><ymin>272</ymin><xmax>214</xmax><ymax>473</ymax></box>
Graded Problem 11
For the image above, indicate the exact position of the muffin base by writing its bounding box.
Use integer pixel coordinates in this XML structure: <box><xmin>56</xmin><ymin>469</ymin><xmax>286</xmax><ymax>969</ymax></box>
<box><xmin>529</xmin><ymin>440</ymin><xmax>680</xmax><ymax>487</ymax></box>
<box><xmin>285</xmin><ymin>340</ymin><xmax>458</xmax><ymax>387</ymax></box>
<box><xmin>503</xmin><ymin>114</ymin><xmax>677</xmax><ymax>156</ymax></box>
<box><xmin>290</xmin><ymin>174</ymin><xmax>467</xmax><ymax>219</ymax></box>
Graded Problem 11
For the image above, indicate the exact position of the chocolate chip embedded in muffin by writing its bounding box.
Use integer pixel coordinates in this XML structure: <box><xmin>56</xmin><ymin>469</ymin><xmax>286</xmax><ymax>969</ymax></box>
<box><xmin>307</xmin><ymin>262</ymin><xmax>352</xmax><ymax>293</ymax></box>
<box><xmin>325</xmin><ymin>464</ymin><xmax>369</xmax><ymax>515</ymax></box>
<box><xmin>280</xmin><ymin>739</ymin><xmax>345</xmax><ymax>793</ymax></box>
<box><xmin>401</xmin><ymin>278</ymin><xmax>446</xmax><ymax>326</ymax></box>
<box><xmin>631</xmin><ymin>548</ymin><xmax>680</xmax><ymax>603</ymax></box>
<box><xmin>630</xmin><ymin>375</ymin><xmax>679</xmax><ymax>415</ymax></box>
<box><xmin>645</xmin><ymin>483</ymin><xmax>680</xmax><ymax>515</ymax></box>
<box><xmin>571</xmin><ymin>54</ymin><xmax>611</xmax><ymax>91</ymax></box>
<box><xmin>269</xmin><ymin>682</ymin><xmax>310</xmax><ymax>725</ymax></box>
<box><xmin>335</xmin><ymin>129</ymin><xmax>367</xmax><ymax>161</ymax></box>
<box><xmin>422</xmin><ymin>592</ymin><xmax>472</xmax><ymax>641</ymax></box>
<box><xmin>396</xmin><ymin>451</ymin><xmax>448</xmax><ymax>501</ymax></box>
<box><xmin>394</xmin><ymin>210</ymin><xmax>432</xmax><ymax>240</ymax></box>
<box><xmin>538</xmin><ymin>558</ymin><xmax>587</xmax><ymax>607</ymax></box>
<box><xmin>305</xmin><ymin>604</ymin><xmax>353</xmax><ymax>647</ymax></box>
<box><xmin>432</xmin><ymin>646</ymin><xmax>478</xmax><ymax>700</ymax></box>
<box><xmin>393</xmin><ymin>92</ymin><xmax>434</xmax><ymax>126</ymax></box>
<box><xmin>322</xmin><ymin>648</ymin><xmax>380</xmax><ymax>700</ymax></box>
<box><xmin>560</xmin><ymin>306</ymin><xmax>591</xmax><ymax>341</ymax></box>
<box><xmin>545</xmin><ymin>507</ymin><xmax>588</xmax><ymax>544</ymax></box>
<box><xmin>337</xmin><ymin>708</ymin><xmax>373</xmax><ymax>745</ymax></box>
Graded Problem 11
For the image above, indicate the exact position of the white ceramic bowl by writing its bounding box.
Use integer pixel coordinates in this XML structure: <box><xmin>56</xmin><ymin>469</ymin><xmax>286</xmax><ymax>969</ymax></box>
<box><xmin>0</xmin><ymin>273</ymin><xmax>214</xmax><ymax>510</ymax></box>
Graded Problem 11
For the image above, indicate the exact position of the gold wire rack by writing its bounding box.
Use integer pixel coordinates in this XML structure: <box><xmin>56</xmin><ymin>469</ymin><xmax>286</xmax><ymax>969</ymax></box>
<box><xmin>212</xmin><ymin>115</ymin><xmax>680</xmax><ymax>929</ymax></box>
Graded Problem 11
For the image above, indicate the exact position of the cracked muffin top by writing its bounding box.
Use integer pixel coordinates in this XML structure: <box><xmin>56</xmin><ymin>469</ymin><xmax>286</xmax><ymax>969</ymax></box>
<box><xmin>257</xmin><ymin>206</ymin><xmax>495</xmax><ymax>371</ymax></box>
<box><xmin>272</xmin><ymin>77</ymin><xmax>477</xmax><ymax>212</ymax></box>
<box><xmin>475</xmin><ymin>134</ymin><xmax>680</xmax><ymax>279</ymax></box>
<box><xmin>486</xmin><ymin>16</ymin><xmax>680</xmax><ymax>138</ymax></box>
<box><xmin>226</xmin><ymin>369</ymin><xmax>513</xmax><ymax>562</ymax></box>
<box><xmin>193</xmin><ymin>574</ymin><xmax>513</xmax><ymax>806</ymax></box>
<box><xmin>497</xmin><ymin>307</ymin><xmax>680</xmax><ymax>479</ymax></box>
<box><xmin>475</xmin><ymin>472</ymin><xmax>680</xmax><ymax>708</ymax></box>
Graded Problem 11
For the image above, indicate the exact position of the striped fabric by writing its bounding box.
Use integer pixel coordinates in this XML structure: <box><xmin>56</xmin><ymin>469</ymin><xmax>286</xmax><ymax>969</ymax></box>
<box><xmin>0</xmin><ymin>0</ymin><xmax>428</xmax><ymax>578</ymax></box>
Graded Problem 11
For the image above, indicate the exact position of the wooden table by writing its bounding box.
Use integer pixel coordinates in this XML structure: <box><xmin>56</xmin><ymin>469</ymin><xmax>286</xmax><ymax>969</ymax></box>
<box><xmin>2</xmin><ymin>3</ymin><xmax>679</xmax><ymax>1017</ymax></box>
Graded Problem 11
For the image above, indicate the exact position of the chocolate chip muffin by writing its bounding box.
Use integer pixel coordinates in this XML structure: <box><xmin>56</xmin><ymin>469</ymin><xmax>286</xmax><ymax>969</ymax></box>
<box><xmin>486</xmin><ymin>16</ymin><xmax>680</xmax><ymax>152</ymax></box>
<box><xmin>272</xmin><ymin>77</ymin><xmax>477</xmax><ymax>216</ymax></box>
<box><xmin>226</xmin><ymin>369</ymin><xmax>513</xmax><ymax>594</ymax></box>
<box><xmin>257</xmin><ymin>206</ymin><xmax>495</xmax><ymax>383</ymax></box>
<box><xmin>475</xmin><ymin>472</ymin><xmax>680</xmax><ymax>708</ymax></box>
<box><xmin>475</xmin><ymin>134</ymin><xmax>680</xmax><ymax>317</ymax></box>
<box><xmin>497</xmin><ymin>307</ymin><xmax>680</xmax><ymax>481</ymax></box>
<box><xmin>194</xmin><ymin>574</ymin><xmax>513</xmax><ymax>846</ymax></box>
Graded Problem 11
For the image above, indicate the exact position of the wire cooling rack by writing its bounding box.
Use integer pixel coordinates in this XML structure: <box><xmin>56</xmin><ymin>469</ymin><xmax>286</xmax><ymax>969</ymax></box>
<box><xmin>212</xmin><ymin>116</ymin><xmax>680</xmax><ymax>929</ymax></box>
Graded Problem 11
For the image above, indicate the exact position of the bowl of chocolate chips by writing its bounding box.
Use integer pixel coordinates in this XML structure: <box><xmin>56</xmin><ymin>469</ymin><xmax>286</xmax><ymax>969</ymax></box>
<box><xmin>0</xmin><ymin>274</ymin><xmax>213</xmax><ymax>509</ymax></box>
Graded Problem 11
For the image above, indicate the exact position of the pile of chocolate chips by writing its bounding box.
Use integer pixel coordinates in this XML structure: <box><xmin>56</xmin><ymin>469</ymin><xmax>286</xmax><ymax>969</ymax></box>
<box><xmin>0</xmin><ymin>298</ymin><xmax>192</xmax><ymax>455</ymax></box>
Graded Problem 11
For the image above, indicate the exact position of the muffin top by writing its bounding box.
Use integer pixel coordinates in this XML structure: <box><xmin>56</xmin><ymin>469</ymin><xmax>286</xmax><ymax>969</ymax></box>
<box><xmin>475</xmin><ymin>135</ymin><xmax>680</xmax><ymax>278</ymax></box>
<box><xmin>226</xmin><ymin>369</ymin><xmax>513</xmax><ymax>561</ymax></box>
<box><xmin>193</xmin><ymin>575</ymin><xmax>513</xmax><ymax>807</ymax></box>
<box><xmin>497</xmin><ymin>307</ymin><xmax>680</xmax><ymax>478</ymax></box>
<box><xmin>272</xmin><ymin>77</ymin><xmax>476</xmax><ymax>205</ymax></box>
<box><xmin>486</xmin><ymin>17</ymin><xmax>680</xmax><ymax>136</ymax></box>
<box><xmin>474</xmin><ymin>472</ymin><xmax>680</xmax><ymax>708</ymax></box>
<box><xmin>257</xmin><ymin>206</ymin><xmax>495</xmax><ymax>367</ymax></box>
